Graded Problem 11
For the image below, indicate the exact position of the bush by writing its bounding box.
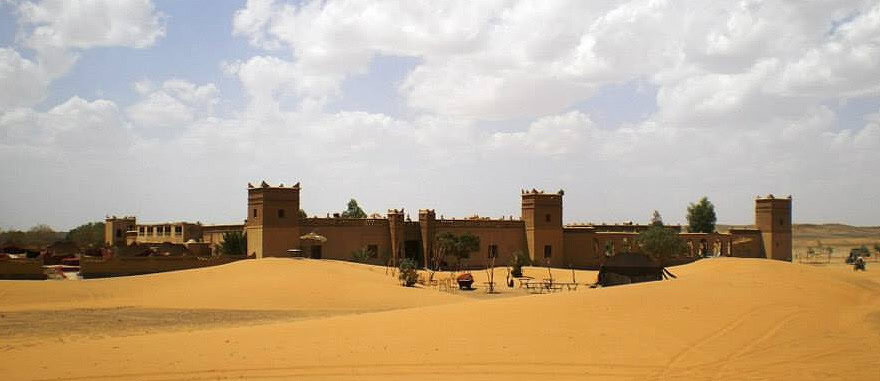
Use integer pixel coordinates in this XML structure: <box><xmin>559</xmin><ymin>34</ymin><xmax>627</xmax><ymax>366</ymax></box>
<box><xmin>351</xmin><ymin>247</ymin><xmax>370</xmax><ymax>263</ymax></box>
<box><xmin>509</xmin><ymin>250</ymin><xmax>530</xmax><ymax>278</ymax></box>
<box><xmin>398</xmin><ymin>258</ymin><xmax>419</xmax><ymax>287</ymax></box>
<box><xmin>220</xmin><ymin>231</ymin><xmax>247</xmax><ymax>256</ymax></box>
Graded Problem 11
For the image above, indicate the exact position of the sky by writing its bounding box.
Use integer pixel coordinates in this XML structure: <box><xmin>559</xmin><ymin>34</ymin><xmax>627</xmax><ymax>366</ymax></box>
<box><xmin>1</xmin><ymin>0</ymin><xmax>879</xmax><ymax>231</ymax></box>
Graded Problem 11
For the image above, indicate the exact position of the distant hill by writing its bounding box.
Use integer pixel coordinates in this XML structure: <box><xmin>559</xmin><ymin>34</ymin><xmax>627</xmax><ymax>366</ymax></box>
<box><xmin>718</xmin><ymin>223</ymin><xmax>880</xmax><ymax>256</ymax></box>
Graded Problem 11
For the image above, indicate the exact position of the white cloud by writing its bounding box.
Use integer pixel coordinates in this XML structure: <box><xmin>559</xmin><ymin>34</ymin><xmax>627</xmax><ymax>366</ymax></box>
<box><xmin>18</xmin><ymin>0</ymin><xmax>166</xmax><ymax>50</ymax></box>
<box><xmin>0</xmin><ymin>48</ymin><xmax>50</xmax><ymax>111</ymax></box>
<box><xmin>5</xmin><ymin>0</ymin><xmax>880</xmax><ymax>228</ymax></box>
<box><xmin>126</xmin><ymin>80</ymin><xmax>219</xmax><ymax>129</ymax></box>
<box><xmin>0</xmin><ymin>0</ymin><xmax>166</xmax><ymax>113</ymax></box>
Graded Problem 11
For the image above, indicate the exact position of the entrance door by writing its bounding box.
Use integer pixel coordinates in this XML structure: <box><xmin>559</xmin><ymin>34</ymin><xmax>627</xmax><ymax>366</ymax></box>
<box><xmin>404</xmin><ymin>240</ymin><xmax>422</xmax><ymax>264</ymax></box>
<box><xmin>310</xmin><ymin>245</ymin><xmax>322</xmax><ymax>259</ymax></box>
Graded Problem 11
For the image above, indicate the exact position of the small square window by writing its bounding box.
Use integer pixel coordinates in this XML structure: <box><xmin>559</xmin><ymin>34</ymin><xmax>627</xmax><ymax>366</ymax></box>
<box><xmin>174</xmin><ymin>226</ymin><xmax>182</xmax><ymax>235</ymax></box>
<box><xmin>545</xmin><ymin>214</ymin><xmax>551</xmax><ymax>222</ymax></box>
<box><xmin>278</xmin><ymin>209</ymin><xmax>285</xmax><ymax>218</ymax></box>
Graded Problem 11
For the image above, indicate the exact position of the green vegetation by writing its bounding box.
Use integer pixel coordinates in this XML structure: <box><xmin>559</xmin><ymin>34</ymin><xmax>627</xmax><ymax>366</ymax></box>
<box><xmin>398</xmin><ymin>258</ymin><xmax>419</xmax><ymax>287</ymax></box>
<box><xmin>219</xmin><ymin>231</ymin><xmax>247</xmax><ymax>256</ymax></box>
<box><xmin>65</xmin><ymin>222</ymin><xmax>105</xmax><ymax>248</ymax></box>
<box><xmin>686</xmin><ymin>197</ymin><xmax>717</xmax><ymax>233</ymax></box>
<box><xmin>636</xmin><ymin>225</ymin><xmax>688</xmax><ymax>263</ymax></box>
<box><xmin>0</xmin><ymin>224</ymin><xmax>60</xmax><ymax>248</ymax></box>
<box><xmin>298</xmin><ymin>209</ymin><xmax>308</xmax><ymax>219</ymax></box>
<box><xmin>650</xmin><ymin>210</ymin><xmax>663</xmax><ymax>226</ymax></box>
<box><xmin>341</xmin><ymin>199</ymin><xmax>367</xmax><ymax>218</ymax></box>
<box><xmin>351</xmin><ymin>247</ymin><xmax>371</xmax><ymax>263</ymax></box>
<box><xmin>509</xmin><ymin>250</ymin><xmax>530</xmax><ymax>278</ymax></box>
<box><xmin>432</xmin><ymin>231</ymin><xmax>480</xmax><ymax>270</ymax></box>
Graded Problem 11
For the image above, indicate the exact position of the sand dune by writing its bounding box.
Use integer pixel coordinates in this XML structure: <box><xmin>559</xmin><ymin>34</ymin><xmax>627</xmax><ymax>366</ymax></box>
<box><xmin>0</xmin><ymin>258</ymin><xmax>464</xmax><ymax>312</ymax></box>
<box><xmin>1</xmin><ymin>258</ymin><xmax>879</xmax><ymax>380</ymax></box>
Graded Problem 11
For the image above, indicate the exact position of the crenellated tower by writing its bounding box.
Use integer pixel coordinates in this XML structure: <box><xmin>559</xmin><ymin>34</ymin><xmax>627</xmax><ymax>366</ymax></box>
<box><xmin>521</xmin><ymin>189</ymin><xmax>564</xmax><ymax>267</ymax></box>
<box><xmin>104</xmin><ymin>216</ymin><xmax>136</xmax><ymax>247</ymax></box>
<box><xmin>246</xmin><ymin>181</ymin><xmax>300</xmax><ymax>258</ymax></box>
<box><xmin>755</xmin><ymin>194</ymin><xmax>792</xmax><ymax>261</ymax></box>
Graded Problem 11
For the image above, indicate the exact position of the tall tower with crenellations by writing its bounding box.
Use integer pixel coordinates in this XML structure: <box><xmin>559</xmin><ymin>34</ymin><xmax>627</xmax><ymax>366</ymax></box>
<box><xmin>104</xmin><ymin>216</ymin><xmax>136</xmax><ymax>247</ymax></box>
<box><xmin>755</xmin><ymin>195</ymin><xmax>792</xmax><ymax>261</ymax></box>
<box><xmin>246</xmin><ymin>181</ymin><xmax>300</xmax><ymax>258</ymax></box>
<box><xmin>521</xmin><ymin>189</ymin><xmax>564</xmax><ymax>267</ymax></box>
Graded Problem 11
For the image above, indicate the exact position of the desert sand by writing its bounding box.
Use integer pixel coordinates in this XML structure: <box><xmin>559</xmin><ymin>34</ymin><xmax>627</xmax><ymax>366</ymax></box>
<box><xmin>1</xmin><ymin>257</ymin><xmax>878</xmax><ymax>380</ymax></box>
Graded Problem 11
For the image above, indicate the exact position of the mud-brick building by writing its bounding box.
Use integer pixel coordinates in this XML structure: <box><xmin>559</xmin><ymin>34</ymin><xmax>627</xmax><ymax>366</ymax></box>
<box><xmin>105</xmin><ymin>182</ymin><xmax>792</xmax><ymax>269</ymax></box>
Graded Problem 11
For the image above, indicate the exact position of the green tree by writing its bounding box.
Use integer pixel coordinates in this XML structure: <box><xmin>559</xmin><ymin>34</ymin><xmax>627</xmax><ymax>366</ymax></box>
<box><xmin>66</xmin><ymin>222</ymin><xmax>105</xmax><ymax>248</ymax></box>
<box><xmin>298</xmin><ymin>209</ymin><xmax>308</xmax><ymax>219</ymax></box>
<box><xmin>398</xmin><ymin>258</ymin><xmax>419</xmax><ymax>287</ymax></box>
<box><xmin>220</xmin><ymin>231</ymin><xmax>247</xmax><ymax>256</ymax></box>
<box><xmin>650</xmin><ymin>210</ymin><xmax>664</xmax><ymax>226</ymax></box>
<box><xmin>1</xmin><ymin>224</ymin><xmax>59</xmax><ymax>248</ymax></box>
<box><xmin>341</xmin><ymin>199</ymin><xmax>367</xmax><ymax>218</ymax></box>
<box><xmin>431</xmin><ymin>231</ymin><xmax>481</xmax><ymax>271</ymax></box>
<box><xmin>686</xmin><ymin>197</ymin><xmax>717</xmax><ymax>233</ymax></box>
<box><xmin>636</xmin><ymin>225</ymin><xmax>688</xmax><ymax>264</ymax></box>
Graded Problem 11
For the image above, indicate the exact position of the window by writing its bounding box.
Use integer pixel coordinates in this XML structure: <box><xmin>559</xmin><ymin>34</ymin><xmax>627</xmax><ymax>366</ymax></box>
<box><xmin>488</xmin><ymin>245</ymin><xmax>498</xmax><ymax>258</ymax></box>
<box><xmin>278</xmin><ymin>209</ymin><xmax>285</xmax><ymax>218</ymax></box>
<box><xmin>779</xmin><ymin>218</ymin><xmax>783</xmax><ymax>226</ymax></box>
<box><xmin>139</xmin><ymin>227</ymin><xmax>145</xmax><ymax>236</ymax></box>
<box><xmin>174</xmin><ymin>226</ymin><xmax>182</xmax><ymax>235</ymax></box>
<box><xmin>367</xmin><ymin>244</ymin><xmax>378</xmax><ymax>258</ymax></box>
<box><xmin>164</xmin><ymin>225</ymin><xmax>171</xmax><ymax>235</ymax></box>
<box><xmin>544</xmin><ymin>245</ymin><xmax>552</xmax><ymax>258</ymax></box>
<box><xmin>147</xmin><ymin>226</ymin><xmax>153</xmax><ymax>235</ymax></box>
<box><xmin>545</xmin><ymin>214</ymin><xmax>551</xmax><ymax>222</ymax></box>
<box><xmin>116</xmin><ymin>229</ymin><xmax>122</xmax><ymax>238</ymax></box>
<box><xmin>253</xmin><ymin>208</ymin><xmax>258</xmax><ymax>218</ymax></box>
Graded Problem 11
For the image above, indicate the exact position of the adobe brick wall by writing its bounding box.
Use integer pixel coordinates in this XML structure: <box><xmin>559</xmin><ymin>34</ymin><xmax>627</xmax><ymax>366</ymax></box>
<box><xmin>0</xmin><ymin>258</ymin><xmax>47</xmax><ymax>280</ymax></box>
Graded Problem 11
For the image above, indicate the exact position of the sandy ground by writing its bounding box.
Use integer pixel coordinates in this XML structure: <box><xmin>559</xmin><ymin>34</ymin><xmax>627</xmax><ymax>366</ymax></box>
<box><xmin>1</xmin><ymin>258</ymin><xmax>879</xmax><ymax>380</ymax></box>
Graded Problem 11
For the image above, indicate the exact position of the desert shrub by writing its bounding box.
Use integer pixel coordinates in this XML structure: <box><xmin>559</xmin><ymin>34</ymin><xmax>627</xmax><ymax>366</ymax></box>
<box><xmin>398</xmin><ymin>258</ymin><xmax>419</xmax><ymax>287</ymax></box>
<box><xmin>509</xmin><ymin>250</ymin><xmax>530</xmax><ymax>278</ymax></box>
<box><xmin>351</xmin><ymin>247</ymin><xmax>370</xmax><ymax>263</ymax></box>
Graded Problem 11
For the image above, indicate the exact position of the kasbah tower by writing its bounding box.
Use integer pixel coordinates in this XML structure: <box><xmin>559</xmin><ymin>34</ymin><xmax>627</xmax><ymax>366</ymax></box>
<box><xmin>755</xmin><ymin>195</ymin><xmax>792</xmax><ymax>261</ymax></box>
<box><xmin>246</xmin><ymin>182</ymin><xmax>301</xmax><ymax>258</ymax></box>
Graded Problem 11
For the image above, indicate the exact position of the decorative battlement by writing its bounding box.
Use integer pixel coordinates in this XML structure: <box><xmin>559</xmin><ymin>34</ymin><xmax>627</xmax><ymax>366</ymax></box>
<box><xmin>434</xmin><ymin>219</ymin><xmax>525</xmax><ymax>228</ymax></box>
<box><xmin>248</xmin><ymin>181</ymin><xmax>301</xmax><ymax>190</ymax></box>
<box><xmin>301</xmin><ymin>218</ymin><xmax>390</xmax><ymax>227</ymax></box>
<box><xmin>755</xmin><ymin>194</ymin><xmax>792</xmax><ymax>200</ymax></box>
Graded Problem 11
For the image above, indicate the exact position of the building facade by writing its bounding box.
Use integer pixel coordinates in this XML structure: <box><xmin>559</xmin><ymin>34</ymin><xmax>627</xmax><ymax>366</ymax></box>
<box><xmin>106</xmin><ymin>182</ymin><xmax>792</xmax><ymax>268</ymax></box>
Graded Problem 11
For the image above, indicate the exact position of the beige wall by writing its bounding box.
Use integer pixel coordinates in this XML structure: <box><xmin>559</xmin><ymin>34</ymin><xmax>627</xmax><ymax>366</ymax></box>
<box><xmin>432</xmin><ymin>221</ymin><xmax>528</xmax><ymax>269</ymax></box>
<box><xmin>301</xmin><ymin>219</ymin><xmax>391</xmax><ymax>263</ymax></box>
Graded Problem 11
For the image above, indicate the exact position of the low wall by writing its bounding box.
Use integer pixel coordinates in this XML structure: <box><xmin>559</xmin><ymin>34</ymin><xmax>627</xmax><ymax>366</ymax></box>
<box><xmin>80</xmin><ymin>256</ymin><xmax>242</xmax><ymax>278</ymax></box>
<box><xmin>0</xmin><ymin>258</ymin><xmax>47</xmax><ymax>280</ymax></box>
